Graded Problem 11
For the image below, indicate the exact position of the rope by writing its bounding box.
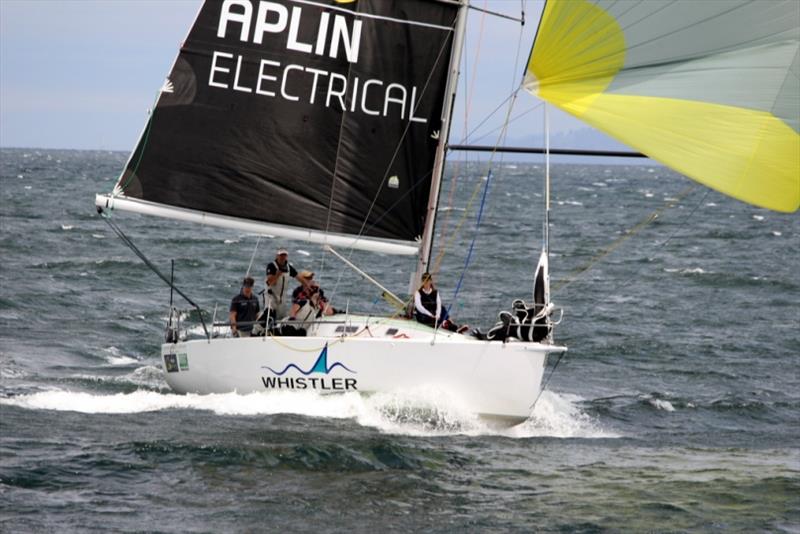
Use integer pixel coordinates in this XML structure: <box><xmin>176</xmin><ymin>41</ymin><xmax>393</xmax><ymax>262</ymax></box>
<box><xmin>571</xmin><ymin>185</ymin><xmax>711</xmax><ymax>302</ymax></box>
<box><xmin>446</xmin><ymin>168</ymin><xmax>492</xmax><ymax>313</ymax></box>
<box><xmin>433</xmin><ymin>8</ymin><xmax>528</xmax><ymax>277</ymax></box>
<box><xmin>529</xmin><ymin>351</ymin><xmax>565</xmax><ymax>411</ymax></box>
<box><xmin>266</xmin><ymin>331</ymin><xmax>342</xmax><ymax>353</ymax></box>
<box><xmin>433</xmin><ymin>4</ymin><xmax>486</xmax><ymax>256</ymax></box>
<box><xmin>516</xmin><ymin>184</ymin><xmax>707</xmax><ymax>415</ymax></box>
<box><xmin>553</xmin><ymin>184</ymin><xmax>698</xmax><ymax>294</ymax></box>
<box><xmin>659</xmin><ymin>188</ymin><xmax>711</xmax><ymax>248</ymax></box>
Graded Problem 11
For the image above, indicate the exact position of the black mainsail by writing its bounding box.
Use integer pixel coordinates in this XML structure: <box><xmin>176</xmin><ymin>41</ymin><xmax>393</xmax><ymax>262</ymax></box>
<box><xmin>98</xmin><ymin>0</ymin><xmax>461</xmax><ymax>254</ymax></box>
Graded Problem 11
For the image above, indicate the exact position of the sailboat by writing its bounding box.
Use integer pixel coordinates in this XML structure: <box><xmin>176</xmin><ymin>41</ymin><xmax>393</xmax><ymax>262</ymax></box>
<box><xmin>95</xmin><ymin>0</ymin><xmax>798</xmax><ymax>425</ymax></box>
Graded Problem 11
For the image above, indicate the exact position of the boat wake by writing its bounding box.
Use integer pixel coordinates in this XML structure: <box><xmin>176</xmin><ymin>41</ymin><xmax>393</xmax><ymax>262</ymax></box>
<box><xmin>1</xmin><ymin>385</ymin><xmax>616</xmax><ymax>439</ymax></box>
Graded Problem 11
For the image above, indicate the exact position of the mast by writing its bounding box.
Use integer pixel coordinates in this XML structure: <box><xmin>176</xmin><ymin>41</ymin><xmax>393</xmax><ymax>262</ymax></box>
<box><xmin>413</xmin><ymin>0</ymin><xmax>469</xmax><ymax>289</ymax></box>
<box><xmin>543</xmin><ymin>103</ymin><xmax>550</xmax><ymax>257</ymax></box>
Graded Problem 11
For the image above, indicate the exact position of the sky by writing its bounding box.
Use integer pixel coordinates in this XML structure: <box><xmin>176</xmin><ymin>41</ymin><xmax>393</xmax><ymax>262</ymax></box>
<box><xmin>0</xmin><ymin>0</ymin><xmax>588</xmax><ymax>151</ymax></box>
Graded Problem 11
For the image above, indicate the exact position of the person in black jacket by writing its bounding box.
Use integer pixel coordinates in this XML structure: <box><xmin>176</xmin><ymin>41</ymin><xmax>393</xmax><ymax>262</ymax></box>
<box><xmin>414</xmin><ymin>272</ymin><xmax>467</xmax><ymax>333</ymax></box>
<box><xmin>229</xmin><ymin>276</ymin><xmax>260</xmax><ymax>337</ymax></box>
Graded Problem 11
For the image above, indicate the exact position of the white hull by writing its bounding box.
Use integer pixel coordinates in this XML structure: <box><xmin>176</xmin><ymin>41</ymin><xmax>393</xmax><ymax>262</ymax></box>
<box><xmin>161</xmin><ymin>316</ymin><xmax>565</xmax><ymax>424</ymax></box>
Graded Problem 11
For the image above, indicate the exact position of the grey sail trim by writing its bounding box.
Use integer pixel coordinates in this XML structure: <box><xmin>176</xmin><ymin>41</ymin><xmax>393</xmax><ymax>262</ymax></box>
<box><xmin>95</xmin><ymin>195</ymin><xmax>420</xmax><ymax>256</ymax></box>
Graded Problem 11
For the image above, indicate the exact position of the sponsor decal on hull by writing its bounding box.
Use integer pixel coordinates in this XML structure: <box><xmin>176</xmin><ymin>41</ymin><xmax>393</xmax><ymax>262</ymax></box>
<box><xmin>164</xmin><ymin>352</ymin><xmax>188</xmax><ymax>373</ymax></box>
<box><xmin>261</xmin><ymin>344</ymin><xmax>357</xmax><ymax>391</ymax></box>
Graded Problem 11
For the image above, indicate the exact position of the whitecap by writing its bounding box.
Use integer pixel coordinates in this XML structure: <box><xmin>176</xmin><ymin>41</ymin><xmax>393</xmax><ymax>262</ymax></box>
<box><xmin>771</xmin><ymin>231</ymin><xmax>782</xmax><ymax>237</ymax></box>
<box><xmin>752</xmin><ymin>215</ymin><xmax>765</xmax><ymax>221</ymax></box>
<box><xmin>105</xmin><ymin>355</ymin><xmax>138</xmax><ymax>366</ymax></box>
<box><xmin>705</xmin><ymin>202</ymin><xmax>717</xmax><ymax>207</ymax></box>
<box><xmin>92</xmin><ymin>234</ymin><xmax>105</xmax><ymax>239</ymax></box>
<box><xmin>24</xmin><ymin>185</ymin><xmax>32</xmax><ymax>190</ymax></box>
<box><xmin>61</xmin><ymin>224</ymin><xmax>74</xmax><ymax>231</ymax></box>
<box><xmin>649</xmin><ymin>398</ymin><xmax>676</xmax><ymax>412</ymax></box>
<box><xmin>1</xmin><ymin>367</ymin><xmax>27</xmax><ymax>379</ymax></box>
<box><xmin>223</xmin><ymin>239</ymin><xmax>239</xmax><ymax>244</ymax></box>
<box><xmin>295</xmin><ymin>249</ymin><xmax>311</xmax><ymax>256</ymax></box>
<box><xmin>681</xmin><ymin>268</ymin><xmax>706</xmax><ymax>274</ymax></box>
<box><xmin>103</xmin><ymin>346</ymin><xmax>138</xmax><ymax>366</ymax></box>
<box><xmin>66</xmin><ymin>365</ymin><xmax>165</xmax><ymax>391</ymax></box>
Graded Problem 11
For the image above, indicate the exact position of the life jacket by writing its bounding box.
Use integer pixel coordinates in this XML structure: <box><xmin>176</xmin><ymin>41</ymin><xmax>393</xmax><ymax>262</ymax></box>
<box><xmin>418</xmin><ymin>287</ymin><xmax>439</xmax><ymax>317</ymax></box>
<box><xmin>267</xmin><ymin>261</ymin><xmax>292</xmax><ymax>308</ymax></box>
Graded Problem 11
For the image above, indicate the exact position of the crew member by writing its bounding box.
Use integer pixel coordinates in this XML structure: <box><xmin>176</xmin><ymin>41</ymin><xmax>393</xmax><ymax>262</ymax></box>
<box><xmin>229</xmin><ymin>276</ymin><xmax>260</xmax><ymax>337</ymax></box>
<box><xmin>265</xmin><ymin>248</ymin><xmax>303</xmax><ymax>319</ymax></box>
<box><xmin>414</xmin><ymin>272</ymin><xmax>467</xmax><ymax>333</ymax></box>
<box><xmin>289</xmin><ymin>271</ymin><xmax>335</xmax><ymax>324</ymax></box>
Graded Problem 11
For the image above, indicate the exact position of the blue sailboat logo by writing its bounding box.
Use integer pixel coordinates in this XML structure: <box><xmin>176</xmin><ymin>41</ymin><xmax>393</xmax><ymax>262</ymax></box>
<box><xmin>264</xmin><ymin>344</ymin><xmax>356</xmax><ymax>375</ymax></box>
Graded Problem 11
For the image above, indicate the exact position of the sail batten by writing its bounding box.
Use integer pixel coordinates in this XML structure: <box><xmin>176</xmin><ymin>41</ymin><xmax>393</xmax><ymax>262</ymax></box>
<box><xmin>109</xmin><ymin>0</ymin><xmax>459</xmax><ymax>243</ymax></box>
<box><xmin>526</xmin><ymin>0</ymin><xmax>800</xmax><ymax>213</ymax></box>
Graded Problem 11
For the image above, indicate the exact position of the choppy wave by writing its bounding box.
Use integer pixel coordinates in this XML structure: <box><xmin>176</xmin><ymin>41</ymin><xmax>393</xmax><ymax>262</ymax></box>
<box><xmin>101</xmin><ymin>346</ymin><xmax>139</xmax><ymax>366</ymax></box>
<box><xmin>0</xmin><ymin>387</ymin><xmax>614</xmax><ymax>439</ymax></box>
<box><xmin>61</xmin><ymin>366</ymin><xmax>166</xmax><ymax>392</ymax></box>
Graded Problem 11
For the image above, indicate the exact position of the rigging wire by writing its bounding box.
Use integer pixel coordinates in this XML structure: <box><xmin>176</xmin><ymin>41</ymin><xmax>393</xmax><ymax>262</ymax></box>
<box><xmin>445</xmin><ymin>168</ymin><xmax>493</xmax><ymax>315</ymax></box>
<box><xmin>532</xmin><ymin>186</ymin><xmax>709</xmax><ymax>403</ymax></box>
<box><xmin>443</xmin><ymin>84</ymin><xmax>521</xmax><ymax>309</ymax></box>
<box><xmin>98</xmin><ymin>208</ymin><xmax>210</xmax><ymax>340</ymax></box>
<box><xmin>245</xmin><ymin>236</ymin><xmax>262</xmax><ymax>278</ymax></box>
<box><xmin>325</xmin><ymin>18</ymin><xmax>458</xmax><ymax>305</ymax></box>
<box><xmin>433</xmin><ymin>1</ymin><xmax>488</xmax><ymax>263</ymax></box>
<box><xmin>433</xmin><ymin>2</ymin><xmax>529</xmax><ymax>286</ymax></box>
<box><xmin>465</xmin><ymin>98</ymin><xmax>543</xmax><ymax>147</ymax></box>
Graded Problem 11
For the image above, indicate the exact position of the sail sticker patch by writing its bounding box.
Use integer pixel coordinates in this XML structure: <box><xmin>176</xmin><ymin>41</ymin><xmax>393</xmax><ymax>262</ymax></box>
<box><xmin>178</xmin><ymin>353</ymin><xmax>189</xmax><ymax>371</ymax></box>
<box><xmin>164</xmin><ymin>353</ymin><xmax>179</xmax><ymax>373</ymax></box>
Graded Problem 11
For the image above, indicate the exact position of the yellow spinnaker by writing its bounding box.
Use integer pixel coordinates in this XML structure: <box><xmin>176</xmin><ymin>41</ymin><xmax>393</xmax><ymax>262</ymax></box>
<box><xmin>525</xmin><ymin>0</ymin><xmax>800</xmax><ymax>213</ymax></box>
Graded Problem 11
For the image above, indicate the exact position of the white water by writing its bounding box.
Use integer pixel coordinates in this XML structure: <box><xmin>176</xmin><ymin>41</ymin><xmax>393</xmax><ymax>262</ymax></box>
<box><xmin>1</xmin><ymin>381</ymin><xmax>617</xmax><ymax>440</ymax></box>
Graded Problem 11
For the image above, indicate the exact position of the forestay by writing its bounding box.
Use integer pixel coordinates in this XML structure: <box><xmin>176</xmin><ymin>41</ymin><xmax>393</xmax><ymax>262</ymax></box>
<box><xmin>525</xmin><ymin>0</ymin><xmax>800</xmax><ymax>213</ymax></box>
<box><xmin>99</xmin><ymin>0</ymin><xmax>460</xmax><ymax>253</ymax></box>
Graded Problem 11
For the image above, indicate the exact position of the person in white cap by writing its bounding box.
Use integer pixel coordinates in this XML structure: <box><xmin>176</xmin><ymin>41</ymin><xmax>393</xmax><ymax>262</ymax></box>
<box><xmin>265</xmin><ymin>248</ymin><xmax>303</xmax><ymax>319</ymax></box>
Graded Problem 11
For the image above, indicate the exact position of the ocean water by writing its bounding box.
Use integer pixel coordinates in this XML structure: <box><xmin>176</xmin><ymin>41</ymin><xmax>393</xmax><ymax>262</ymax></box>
<box><xmin>1</xmin><ymin>148</ymin><xmax>798</xmax><ymax>532</ymax></box>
